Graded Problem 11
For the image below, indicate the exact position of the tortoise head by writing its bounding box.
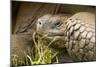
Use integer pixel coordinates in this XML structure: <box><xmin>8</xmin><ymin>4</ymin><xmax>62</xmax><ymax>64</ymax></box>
<box><xmin>36</xmin><ymin>14</ymin><xmax>70</xmax><ymax>37</ymax></box>
<box><xmin>36</xmin><ymin>14</ymin><xmax>71</xmax><ymax>48</ymax></box>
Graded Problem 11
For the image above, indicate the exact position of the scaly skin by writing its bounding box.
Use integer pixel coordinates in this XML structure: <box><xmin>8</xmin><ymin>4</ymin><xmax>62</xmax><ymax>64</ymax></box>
<box><xmin>64</xmin><ymin>12</ymin><xmax>95</xmax><ymax>61</ymax></box>
<box><xmin>36</xmin><ymin>12</ymin><xmax>96</xmax><ymax>62</ymax></box>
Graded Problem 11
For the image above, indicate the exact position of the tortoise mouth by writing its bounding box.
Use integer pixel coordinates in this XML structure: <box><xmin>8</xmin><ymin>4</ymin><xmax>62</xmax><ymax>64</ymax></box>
<box><xmin>35</xmin><ymin>32</ymin><xmax>66</xmax><ymax>48</ymax></box>
<box><xmin>36</xmin><ymin>32</ymin><xmax>65</xmax><ymax>39</ymax></box>
<box><xmin>36</xmin><ymin>31</ymin><xmax>65</xmax><ymax>36</ymax></box>
<box><xmin>47</xmin><ymin>33</ymin><xmax>64</xmax><ymax>37</ymax></box>
<box><xmin>44</xmin><ymin>33</ymin><xmax>65</xmax><ymax>40</ymax></box>
<box><xmin>47</xmin><ymin>36</ymin><xmax>65</xmax><ymax>40</ymax></box>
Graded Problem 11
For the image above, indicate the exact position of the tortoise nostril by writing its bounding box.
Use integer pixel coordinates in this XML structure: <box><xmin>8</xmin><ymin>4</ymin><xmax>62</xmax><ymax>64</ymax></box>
<box><xmin>39</xmin><ymin>21</ymin><xmax>41</xmax><ymax>24</ymax></box>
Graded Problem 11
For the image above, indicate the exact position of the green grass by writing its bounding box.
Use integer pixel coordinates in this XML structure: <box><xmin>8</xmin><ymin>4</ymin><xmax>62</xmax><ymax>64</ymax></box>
<box><xmin>12</xmin><ymin>32</ymin><xmax>59</xmax><ymax>66</ymax></box>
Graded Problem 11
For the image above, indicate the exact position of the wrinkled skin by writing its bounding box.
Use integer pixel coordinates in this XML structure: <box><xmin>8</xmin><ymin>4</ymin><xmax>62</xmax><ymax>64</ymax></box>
<box><xmin>36</xmin><ymin>12</ymin><xmax>96</xmax><ymax>62</ymax></box>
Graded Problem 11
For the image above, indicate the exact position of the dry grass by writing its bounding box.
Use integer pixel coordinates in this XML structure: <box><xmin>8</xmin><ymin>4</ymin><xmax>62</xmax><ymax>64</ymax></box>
<box><xmin>12</xmin><ymin>32</ymin><xmax>59</xmax><ymax>66</ymax></box>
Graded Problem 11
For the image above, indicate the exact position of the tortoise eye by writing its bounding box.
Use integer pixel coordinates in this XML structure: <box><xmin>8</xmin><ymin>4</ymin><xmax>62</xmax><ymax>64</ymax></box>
<box><xmin>55</xmin><ymin>21</ymin><xmax>62</xmax><ymax>27</ymax></box>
